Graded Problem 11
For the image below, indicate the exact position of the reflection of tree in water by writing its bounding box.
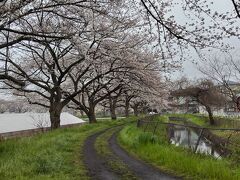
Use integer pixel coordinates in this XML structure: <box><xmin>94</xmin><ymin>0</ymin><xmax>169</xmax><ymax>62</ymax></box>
<box><xmin>168</xmin><ymin>125</ymin><xmax>221</xmax><ymax>158</ymax></box>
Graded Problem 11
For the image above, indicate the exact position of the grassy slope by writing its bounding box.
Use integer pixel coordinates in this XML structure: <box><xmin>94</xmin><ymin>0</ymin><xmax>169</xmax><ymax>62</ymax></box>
<box><xmin>119</xmin><ymin>124</ymin><xmax>240</xmax><ymax>180</ymax></box>
<box><xmin>0</xmin><ymin>119</ymin><xmax>134</xmax><ymax>180</ymax></box>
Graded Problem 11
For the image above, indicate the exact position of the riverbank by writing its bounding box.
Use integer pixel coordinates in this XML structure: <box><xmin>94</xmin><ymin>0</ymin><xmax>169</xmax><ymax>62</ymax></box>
<box><xmin>119</xmin><ymin>122</ymin><xmax>240</xmax><ymax>179</ymax></box>
<box><xmin>167</xmin><ymin>114</ymin><xmax>240</xmax><ymax>162</ymax></box>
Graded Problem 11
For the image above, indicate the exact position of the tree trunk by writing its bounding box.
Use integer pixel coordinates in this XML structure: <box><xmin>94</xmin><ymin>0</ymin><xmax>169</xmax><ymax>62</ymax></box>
<box><xmin>133</xmin><ymin>106</ymin><xmax>139</xmax><ymax>116</ymax></box>
<box><xmin>111</xmin><ymin>108</ymin><xmax>117</xmax><ymax>120</ymax></box>
<box><xmin>125</xmin><ymin>101</ymin><xmax>129</xmax><ymax>117</ymax></box>
<box><xmin>109</xmin><ymin>97</ymin><xmax>117</xmax><ymax>120</ymax></box>
<box><xmin>49</xmin><ymin>104</ymin><xmax>63</xmax><ymax>129</ymax></box>
<box><xmin>88</xmin><ymin>113</ymin><xmax>97</xmax><ymax>123</ymax></box>
<box><xmin>205</xmin><ymin>106</ymin><xmax>214</xmax><ymax>125</ymax></box>
<box><xmin>88</xmin><ymin>105</ymin><xmax>97</xmax><ymax>123</ymax></box>
<box><xmin>102</xmin><ymin>107</ymin><xmax>106</xmax><ymax>117</ymax></box>
<box><xmin>80</xmin><ymin>110</ymin><xmax>84</xmax><ymax>117</ymax></box>
<box><xmin>110</xmin><ymin>103</ymin><xmax>117</xmax><ymax>120</ymax></box>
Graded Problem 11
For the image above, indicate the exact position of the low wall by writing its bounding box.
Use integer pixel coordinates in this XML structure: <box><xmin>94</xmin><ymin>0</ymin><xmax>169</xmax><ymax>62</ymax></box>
<box><xmin>0</xmin><ymin>122</ymin><xmax>86</xmax><ymax>140</ymax></box>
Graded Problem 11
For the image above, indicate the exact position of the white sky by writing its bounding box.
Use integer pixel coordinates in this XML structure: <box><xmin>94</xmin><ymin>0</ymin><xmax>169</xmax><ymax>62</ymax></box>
<box><xmin>171</xmin><ymin>0</ymin><xmax>240</xmax><ymax>80</ymax></box>
<box><xmin>1</xmin><ymin>1</ymin><xmax>240</xmax><ymax>98</ymax></box>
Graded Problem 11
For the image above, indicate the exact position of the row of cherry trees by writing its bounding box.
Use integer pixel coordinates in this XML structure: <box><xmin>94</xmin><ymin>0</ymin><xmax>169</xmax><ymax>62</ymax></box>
<box><xmin>0</xmin><ymin>0</ymin><xmax>239</xmax><ymax>128</ymax></box>
<box><xmin>0</xmin><ymin>0</ymin><xmax>167</xmax><ymax>128</ymax></box>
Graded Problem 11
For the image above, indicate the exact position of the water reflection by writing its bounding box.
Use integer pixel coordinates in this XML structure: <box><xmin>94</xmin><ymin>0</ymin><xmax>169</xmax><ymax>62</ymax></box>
<box><xmin>168</xmin><ymin>125</ymin><xmax>221</xmax><ymax>158</ymax></box>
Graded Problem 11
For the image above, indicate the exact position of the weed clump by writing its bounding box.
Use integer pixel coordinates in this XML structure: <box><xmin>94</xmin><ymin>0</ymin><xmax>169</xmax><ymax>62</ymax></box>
<box><xmin>138</xmin><ymin>132</ymin><xmax>159</xmax><ymax>144</ymax></box>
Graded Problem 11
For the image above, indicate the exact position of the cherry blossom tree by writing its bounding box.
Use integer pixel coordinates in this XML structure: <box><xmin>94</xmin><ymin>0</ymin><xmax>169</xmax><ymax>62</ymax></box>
<box><xmin>171</xmin><ymin>79</ymin><xmax>226</xmax><ymax>125</ymax></box>
<box><xmin>139</xmin><ymin>0</ymin><xmax>240</xmax><ymax>47</ymax></box>
<box><xmin>199</xmin><ymin>54</ymin><xmax>240</xmax><ymax>111</ymax></box>
<box><xmin>0</xmin><ymin>0</ymin><xmax>133</xmax><ymax>128</ymax></box>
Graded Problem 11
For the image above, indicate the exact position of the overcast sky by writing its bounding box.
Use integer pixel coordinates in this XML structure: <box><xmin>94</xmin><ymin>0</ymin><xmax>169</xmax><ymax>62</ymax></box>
<box><xmin>170</xmin><ymin>0</ymin><xmax>240</xmax><ymax>80</ymax></box>
<box><xmin>1</xmin><ymin>1</ymin><xmax>240</xmax><ymax>99</ymax></box>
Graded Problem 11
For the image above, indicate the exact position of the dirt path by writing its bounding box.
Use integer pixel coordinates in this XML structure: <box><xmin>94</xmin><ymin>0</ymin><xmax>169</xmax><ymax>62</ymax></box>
<box><xmin>109</xmin><ymin>131</ymin><xmax>180</xmax><ymax>180</ymax></box>
<box><xmin>83</xmin><ymin>129</ymin><xmax>120</xmax><ymax>180</ymax></box>
<box><xmin>83</xmin><ymin>127</ymin><xmax>180</xmax><ymax>180</ymax></box>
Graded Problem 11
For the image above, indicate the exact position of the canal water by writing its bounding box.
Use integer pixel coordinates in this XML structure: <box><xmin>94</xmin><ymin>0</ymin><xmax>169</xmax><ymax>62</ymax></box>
<box><xmin>168</xmin><ymin>125</ymin><xmax>221</xmax><ymax>158</ymax></box>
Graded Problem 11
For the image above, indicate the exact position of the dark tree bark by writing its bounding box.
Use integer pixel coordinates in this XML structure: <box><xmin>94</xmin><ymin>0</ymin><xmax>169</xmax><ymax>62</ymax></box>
<box><xmin>69</xmin><ymin>82</ymin><xmax>122</xmax><ymax>123</ymax></box>
<box><xmin>88</xmin><ymin>106</ymin><xmax>97</xmax><ymax>123</ymax></box>
<box><xmin>110</xmin><ymin>107</ymin><xmax>117</xmax><ymax>120</ymax></box>
<box><xmin>80</xmin><ymin>110</ymin><xmax>84</xmax><ymax>117</ymax></box>
<box><xmin>70</xmin><ymin>97</ymin><xmax>98</xmax><ymax>124</ymax></box>
<box><xmin>109</xmin><ymin>97</ymin><xmax>117</xmax><ymax>120</ymax></box>
<box><xmin>125</xmin><ymin>100</ymin><xmax>130</xmax><ymax>117</ymax></box>
<box><xmin>123</xmin><ymin>93</ymin><xmax>135</xmax><ymax>117</ymax></box>
<box><xmin>49</xmin><ymin>103</ymin><xmax>63</xmax><ymax>129</ymax></box>
<box><xmin>171</xmin><ymin>80</ymin><xmax>226</xmax><ymax>126</ymax></box>
<box><xmin>133</xmin><ymin>105</ymin><xmax>139</xmax><ymax>116</ymax></box>
<box><xmin>205</xmin><ymin>105</ymin><xmax>215</xmax><ymax>125</ymax></box>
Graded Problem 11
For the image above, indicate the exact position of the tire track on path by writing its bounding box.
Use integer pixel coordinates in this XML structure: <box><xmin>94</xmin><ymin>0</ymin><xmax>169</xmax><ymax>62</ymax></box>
<box><xmin>84</xmin><ymin>126</ymin><xmax>181</xmax><ymax>180</ymax></box>
<box><xmin>83</xmin><ymin>129</ymin><xmax>120</xmax><ymax>180</ymax></box>
<box><xmin>108</xmin><ymin>131</ymin><xmax>181</xmax><ymax>180</ymax></box>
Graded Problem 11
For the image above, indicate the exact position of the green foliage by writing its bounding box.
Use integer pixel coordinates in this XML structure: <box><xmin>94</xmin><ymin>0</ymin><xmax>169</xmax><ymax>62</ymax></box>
<box><xmin>138</xmin><ymin>132</ymin><xmax>159</xmax><ymax>145</ymax></box>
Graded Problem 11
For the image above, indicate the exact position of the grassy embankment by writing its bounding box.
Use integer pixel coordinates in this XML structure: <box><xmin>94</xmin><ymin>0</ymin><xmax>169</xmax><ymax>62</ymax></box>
<box><xmin>0</xmin><ymin>118</ymin><xmax>135</xmax><ymax>180</ymax></box>
<box><xmin>168</xmin><ymin>113</ymin><xmax>240</xmax><ymax>128</ymax></box>
<box><xmin>118</xmin><ymin>115</ymin><xmax>240</xmax><ymax>179</ymax></box>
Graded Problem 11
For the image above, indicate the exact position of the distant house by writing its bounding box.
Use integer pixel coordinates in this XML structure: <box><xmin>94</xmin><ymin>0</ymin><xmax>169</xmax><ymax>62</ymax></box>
<box><xmin>168</xmin><ymin>95</ymin><xmax>199</xmax><ymax>114</ymax></box>
<box><xmin>217</xmin><ymin>80</ymin><xmax>240</xmax><ymax>113</ymax></box>
<box><xmin>168</xmin><ymin>81</ymin><xmax>240</xmax><ymax>116</ymax></box>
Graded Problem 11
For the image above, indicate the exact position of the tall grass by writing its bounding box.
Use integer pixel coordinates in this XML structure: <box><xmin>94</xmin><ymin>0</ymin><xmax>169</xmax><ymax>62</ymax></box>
<box><xmin>119</xmin><ymin>125</ymin><xmax>240</xmax><ymax>180</ymax></box>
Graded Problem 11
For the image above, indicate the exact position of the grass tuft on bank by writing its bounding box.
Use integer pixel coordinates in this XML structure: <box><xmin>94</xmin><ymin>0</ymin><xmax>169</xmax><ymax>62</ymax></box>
<box><xmin>118</xmin><ymin>124</ymin><xmax>240</xmax><ymax>180</ymax></box>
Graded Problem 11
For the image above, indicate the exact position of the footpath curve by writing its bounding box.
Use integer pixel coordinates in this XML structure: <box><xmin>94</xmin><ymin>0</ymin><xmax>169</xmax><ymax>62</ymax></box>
<box><xmin>83</xmin><ymin>129</ymin><xmax>120</xmax><ymax>180</ymax></box>
<box><xmin>83</xmin><ymin>126</ymin><xmax>180</xmax><ymax>180</ymax></box>
<box><xmin>109</xmin><ymin>131</ymin><xmax>179</xmax><ymax>180</ymax></box>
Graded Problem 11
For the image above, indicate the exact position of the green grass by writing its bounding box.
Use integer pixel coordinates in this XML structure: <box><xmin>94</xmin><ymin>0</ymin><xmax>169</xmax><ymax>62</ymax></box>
<box><xmin>167</xmin><ymin>114</ymin><xmax>207</xmax><ymax>126</ymax></box>
<box><xmin>152</xmin><ymin>115</ymin><xmax>169</xmax><ymax>122</ymax></box>
<box><xmin>0</xmin><ymin>117</ymin><xmax>137</xmax><ymax>179</ymax></box>
<box><xmin>167</xmin><ymin>113</ymin><xmax>240</xmax><ymax>128</ymax></box>
<box><xmin>118</xmin><ymin>124</ymin><xmax>240</xmax><ymax>180</ymax></box>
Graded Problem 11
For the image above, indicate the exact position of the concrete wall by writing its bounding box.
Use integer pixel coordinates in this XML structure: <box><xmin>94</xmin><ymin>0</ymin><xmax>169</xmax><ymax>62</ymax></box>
<box><xmin>0</xmin><ymin>122</ymin><xmax>86</xmax><ymax>140</ymax></box>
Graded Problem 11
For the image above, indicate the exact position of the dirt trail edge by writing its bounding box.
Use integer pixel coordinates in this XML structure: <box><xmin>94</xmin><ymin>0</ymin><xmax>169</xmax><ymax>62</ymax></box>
<box><xmin>109</xmin><ymin>131</ymin><xmax>181</xmax><ymax>180</ymax></box>
<box><xmin>83</xmin><ymin>129</ymin><xmax>120</xmax><ymax>180</ymax></box>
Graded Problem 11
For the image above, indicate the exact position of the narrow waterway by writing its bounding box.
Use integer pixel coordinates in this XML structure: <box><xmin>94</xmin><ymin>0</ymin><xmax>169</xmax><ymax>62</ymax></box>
<box><xmin>168</xmin><ymin>125</ymin><xmax>221</xmax><ymax>158</ymax></box>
